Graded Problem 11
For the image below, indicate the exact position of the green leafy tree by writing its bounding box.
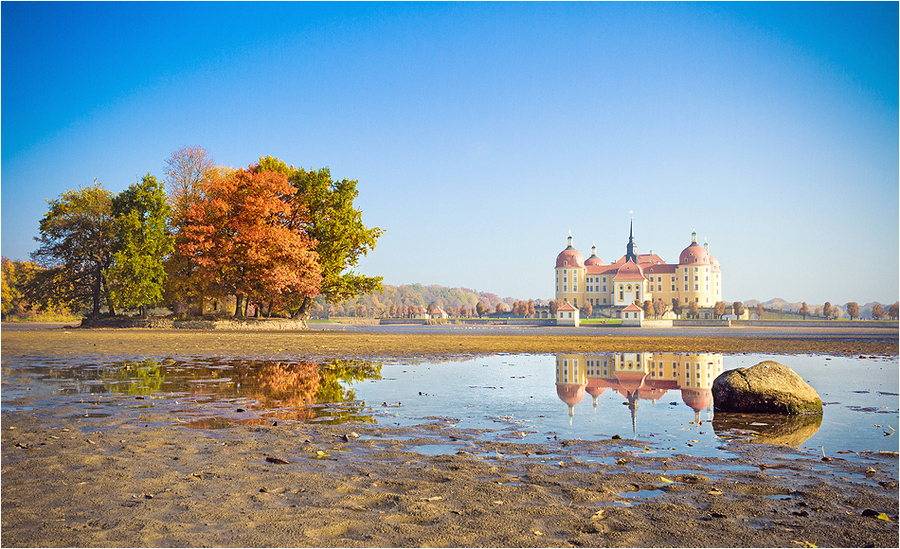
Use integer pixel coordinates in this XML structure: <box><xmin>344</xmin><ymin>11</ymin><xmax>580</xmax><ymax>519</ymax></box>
<box><xmin>845</xmin><ymin>302</ymin><xmax>859</xmax><ymax>320</ymax></box>
<box><xmin>107</xmin><ymin>174</ymin><xmax>173</xmax><ymax>317</ymax></box>
<box><xmin>31</xmin><ymin>183</ymin><xmax>116</xmax><ymax>318</ymax></box>
<box><xmin>799</xmin><ymin>302</ymin><xmax>809</xmax><ymax>320</ymax></box>
<box><xmin>254</xmin><ymin>157</ymin><xmax>383</xmax><ymax>319</ymax></box>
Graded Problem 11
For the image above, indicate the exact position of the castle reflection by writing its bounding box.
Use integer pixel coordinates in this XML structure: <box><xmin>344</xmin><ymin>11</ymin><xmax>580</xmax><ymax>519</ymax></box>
<box><xmin>555</xmin><ymin>353</ymin><xmax>723</xmax><ymax>430</ymax></box>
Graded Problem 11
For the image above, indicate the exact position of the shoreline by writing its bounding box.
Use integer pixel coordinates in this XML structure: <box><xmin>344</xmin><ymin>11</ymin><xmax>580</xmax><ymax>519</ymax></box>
<box><xmin>2</xmin><ymin>324</ymin><xmax>898</xmax><ymax>547</ymax></box>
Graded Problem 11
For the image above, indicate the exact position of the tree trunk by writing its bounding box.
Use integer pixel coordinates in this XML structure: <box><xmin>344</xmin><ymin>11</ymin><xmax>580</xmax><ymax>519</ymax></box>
<box><xmin>92</xmin><ymin>265</ymin><xmax>103</xmax><ymax>319</ymax></box>
<box><xmin>291</xmin><ymin>296</ymin><xmax>313</xmax><ymax>321</ymax></box>
<box><xmin>234</xmin><ymin>294</ymin><xmax>244</xmax><ymax>318</ymax></box>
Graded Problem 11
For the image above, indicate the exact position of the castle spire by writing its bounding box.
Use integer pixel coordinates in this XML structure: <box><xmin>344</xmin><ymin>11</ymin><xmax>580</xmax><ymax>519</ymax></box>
<box><xmin>625</xmin><ymin>216</ymin><xmax>637</xmax><ymax>263</ymax></box>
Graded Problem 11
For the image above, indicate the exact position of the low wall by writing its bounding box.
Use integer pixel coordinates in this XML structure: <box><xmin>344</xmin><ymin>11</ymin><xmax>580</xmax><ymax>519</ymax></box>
<box><xmin>672</xmin><ymin>319</ymin><xmax>732</xmax><ymax>327</ymax></box>
<box><xmin>731</xmin><ymin>320</ymin><xmax>897</xmax><ymax>329</ymax></box>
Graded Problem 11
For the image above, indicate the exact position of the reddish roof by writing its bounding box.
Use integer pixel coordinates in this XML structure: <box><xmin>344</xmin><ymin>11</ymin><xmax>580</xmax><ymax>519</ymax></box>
<box><xmin>646</xmin><ymin>264</ymin><xmax>678</xmax><ymax>274</ymax></box>
<box><xmin>558</xmin><ymin>301</ymin><xmax>577</xmax><ymax>312</ymax></box>
<box><xmin>586</xmin><ymin>264</ymin><xmax>618</xmax><ymax>275</ymax></box>
<box><xmin>556</xmin><ymin>383</ymin><xmax>586</xmax><ymax>405</ymax></box>
<box><xmin>613</xmin><ymin>260</ymin><xmax>646</xmax><ymax>281</ymax></box>
<box><xmin>681</xmin><ymin>388</ymin><xmax>713</xmax><ymax>411</ymax></box>
<box><xmin>556</xmin><ymin>246</ymin><xmax>585</xmax><ymax>268</ymax></box>
<box><xmin>584</xmin><ymin>254</ymin><xmax>605</xmax><ymax>266</ymax></box>
<box><xmin>622</xmin><ymin>303</ymin><xmax>642</xmax><ymax>312</ymax></box>
<box><xmin>679</xmin><ymin>242</ymin><xmax>710</xmax><ymax>265</ymax></box>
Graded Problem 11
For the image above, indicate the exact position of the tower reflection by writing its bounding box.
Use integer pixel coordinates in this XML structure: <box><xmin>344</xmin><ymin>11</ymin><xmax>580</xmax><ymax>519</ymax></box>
<box><xmin>555</xmin><ymin>352</ymin><xmax>723</xmax><ymax>431</ymax></box>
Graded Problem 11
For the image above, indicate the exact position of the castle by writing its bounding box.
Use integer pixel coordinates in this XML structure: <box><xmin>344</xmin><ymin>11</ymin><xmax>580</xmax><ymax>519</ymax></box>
<box><xmin>554</xmin><ymin>222</ymin><xmax>722</xmax><ymax>315</ymax></box>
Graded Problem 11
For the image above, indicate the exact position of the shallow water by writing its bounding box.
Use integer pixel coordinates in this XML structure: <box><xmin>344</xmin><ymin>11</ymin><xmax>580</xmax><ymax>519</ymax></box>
<box><xmin>2</xmin><ymin>352</ymin><xmax>897</xmax><ymax>462</ymax></box>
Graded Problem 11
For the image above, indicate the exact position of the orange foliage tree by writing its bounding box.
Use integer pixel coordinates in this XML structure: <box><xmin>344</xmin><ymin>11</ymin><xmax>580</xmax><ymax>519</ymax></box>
<box><xmin>178</xmin><ymin>166</ymin><xmax>321</xmax><ymax>317</ymax></box>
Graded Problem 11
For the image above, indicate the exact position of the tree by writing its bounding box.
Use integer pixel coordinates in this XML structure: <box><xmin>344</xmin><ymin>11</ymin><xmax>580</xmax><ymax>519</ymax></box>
<box><xmin>755</xmin><ymin>303</ymin><xmax>764</xmax><ymax>319</ymax></box>
<box><xmin>845</xmin><ymin>302</ymin><xmax>859</xmax><ymax>320</ymax></box>
<box><xmin>31</xmin><ymin>183</ymin><xmax>116</xmax><ymax>318</ymax></box>
<box><xmin>688</xmin><ymin>301</ymin><xmax>699</xmax><ymax>319</ymax></box>
<box><xmin>527</xmin><ymin>300</ymin><xmax>536</xmax><ymax>317</ymax></box>
<box><xmin>107</xmin><ymin>174</ymin><xmax>173</xmax><ymax>317</ymax></box>
<box><xmin>799</xmin><ymin>302</ymin><xmax>809</xmax><ymax>320</ymax></box>
<box><xmin>832</xmin><ymin>305</ymin><xmax>843</xmax><ymax>319</ymax></box>
<box><xmin>549</xmin><ymin>300</ymin><xmax>559</xmax><ymax>316</ymax></box>
<box><xmin>714</xmin><ymin>301</ymin><xmax>726</xmax><ymax>318</ymax></box>
<box><xmin>581</xmin><ymin>301</ymin><xmax>593</xmax><ymax>318</ymax></box>
<box><xmin>476</xmin><ymin>302</ymin><xmax>488</xmax><ymax>317</ymax></box>
<box><xmin>426</xmin><ymin>303</ymin><xmax>435</xmax><ymax>316</ymax></box>
<box><xmin>253</xmin><ymin>157</ymin><xmax>383</xmax><ymax>319</ymax></box>
<box><xmin>889</xmin><ymin>302</ymin><xmax>899</xmax><ymax>320</ymax></box>
<box><xmin>653</xmin><ymin>299</ymin><xmax>667</xmax><ymax>318</ymax></box>
<box><xmin>871</xmin><ymin>303</ymin><xmax>885</xmax><ymax>320</ymax></box>
<box><xmin>1</xmin><ymin>258</ymin><xmax>41</xmax><ymax>318</ymax></box>
<box><xmin>642</xmin><ymin>300</ymin><xmax>653</xmax><ymax>318</ymax></box>
<box><xmin>732</xmin><ymin>301</ymin><xmax>744</xmax><ymax>317</ymax></box>
<box><xmin>495</xmin><ymin>302</ymin><xmax>506</xmax><ymax>315</ymax></box>
<box><xmin>823</xmin><ymin>302</ymin><xmax>832</xmax><ymax>319</ymax></box>
<box><xmin>813</xmin><ymin>306</ymin><xmax>821</xmax><ymax>318</ymax></box>
<box><xmin>178</xmin><ymin>167</ymin><xmax>321</xmax><ymax>317</ymax></box>
<box><xmin>671</xmin><ymin>298</ymin><xmax>683</xmax><ymax>318</ymax></box>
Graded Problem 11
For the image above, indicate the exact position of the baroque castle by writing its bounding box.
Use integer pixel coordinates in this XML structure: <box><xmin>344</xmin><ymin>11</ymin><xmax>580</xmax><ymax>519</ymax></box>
<box><xmin>554</xmin><ymin>222</ymin><xmax>722</xmax><ymax>314</ymax></box>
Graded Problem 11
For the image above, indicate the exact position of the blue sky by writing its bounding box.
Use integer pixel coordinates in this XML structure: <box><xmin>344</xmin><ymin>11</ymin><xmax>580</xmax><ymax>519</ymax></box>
<box><xmin>2</xmin><ymin>2</ymin><xmax>897</xmax><ymax>305</ymax></box>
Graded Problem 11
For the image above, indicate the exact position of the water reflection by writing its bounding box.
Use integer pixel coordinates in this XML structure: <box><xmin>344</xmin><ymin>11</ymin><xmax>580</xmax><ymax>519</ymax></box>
<box><xmin>555</xmin><ymin>353</ymin><xmax>723</xmax><ymax>428</ymax></box>
<box><xmin>8</xmin><ymin>357</ymin><xmax>382</xmax><ymax>425</ymax></box>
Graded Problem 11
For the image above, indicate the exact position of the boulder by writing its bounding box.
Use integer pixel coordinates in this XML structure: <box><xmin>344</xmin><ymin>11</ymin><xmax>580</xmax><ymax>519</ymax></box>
<box><xmin>712</xmin><ymin>361</ymin><xmax>822</xmax><ymax>415</ymax></box>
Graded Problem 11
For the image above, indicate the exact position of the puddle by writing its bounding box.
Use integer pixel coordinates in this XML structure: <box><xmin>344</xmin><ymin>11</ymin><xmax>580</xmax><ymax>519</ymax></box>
<box><xmin>2</xmin><ymin>353</ymin><xmax>897</xmax><ymax>466</ymax></box>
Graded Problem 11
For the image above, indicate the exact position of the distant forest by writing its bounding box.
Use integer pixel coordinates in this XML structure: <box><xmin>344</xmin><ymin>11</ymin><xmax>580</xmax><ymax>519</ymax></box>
<box><xmin>308</xmin><ymin>284</ymin><xmax>551</xmax><ymax>319</ymax></box>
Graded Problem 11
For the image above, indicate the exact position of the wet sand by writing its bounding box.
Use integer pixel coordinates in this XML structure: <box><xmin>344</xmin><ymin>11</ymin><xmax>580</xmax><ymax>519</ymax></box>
<box><xmin>2</xmin><ymin>325</ymin><xmax>898</xmax><ymax>547</ymax></box>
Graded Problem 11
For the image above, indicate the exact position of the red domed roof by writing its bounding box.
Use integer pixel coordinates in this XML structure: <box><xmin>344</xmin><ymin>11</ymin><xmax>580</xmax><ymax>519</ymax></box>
<box><xmin>556</xmin><ymin>383</ymin><xmax>586</xmax><ymax>405</ymax></box>
<box><xmin>681</xmin><ymin>388</ymin><xmax>713</xmax><ymax>411</ymax></box>
<box><xmin>585</xmin><ymin>385</ymin><xmax>606</xmax><ymax>397</ymax></box>
<box><xmin>585</xmin><ymin>254</ymin><xmax>605</xmax><ymax>266</ymax></box>
<box><xmin>679</xmin><ymin>242</ymin><xmax>711</xmax><ymax>265</ymax></box>
<box><xmin>556</xmin><ymin>246</ymin><xmax>585</xmax><ymax>268</ymax></box>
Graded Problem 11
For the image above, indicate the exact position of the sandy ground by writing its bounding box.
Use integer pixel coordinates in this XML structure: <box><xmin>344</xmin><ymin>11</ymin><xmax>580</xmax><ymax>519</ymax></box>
<box><xmin>1</xmin><ymin>324</ymin><xmax>898</xmax><ymax>547</ymax></box>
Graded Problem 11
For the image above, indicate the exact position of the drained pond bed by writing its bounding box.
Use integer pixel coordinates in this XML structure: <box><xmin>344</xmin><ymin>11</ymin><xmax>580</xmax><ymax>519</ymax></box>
<box><xmin>1</xmin><ymin>326</ymin><xmax>897</xmax><ymax>547</ymax></box>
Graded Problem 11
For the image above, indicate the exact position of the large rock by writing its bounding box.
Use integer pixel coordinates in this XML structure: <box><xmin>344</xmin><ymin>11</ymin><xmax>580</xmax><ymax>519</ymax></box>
<box><xmin>712</xmin><ymin>361</ymin><xmax>822</xmax><ymax>415</ymax></box>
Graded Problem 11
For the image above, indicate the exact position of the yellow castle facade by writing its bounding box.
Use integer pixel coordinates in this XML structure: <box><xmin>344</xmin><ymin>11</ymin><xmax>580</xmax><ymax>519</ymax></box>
<box><xmin>554</xmin><ymin>222</ymin><xmax>722</xmax><ymax>311</ymax></box>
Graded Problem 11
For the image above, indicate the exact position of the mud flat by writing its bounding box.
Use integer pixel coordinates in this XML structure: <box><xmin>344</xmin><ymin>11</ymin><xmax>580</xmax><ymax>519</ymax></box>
<box><xmin>1</xmin><ymin>324</ymin><xmax>898</xmax><ymax>547</ymax></box>
<box><xmin>1</xmin><ymin>323</ymin><xmax>897</xmax><ymax>360</ymax></box>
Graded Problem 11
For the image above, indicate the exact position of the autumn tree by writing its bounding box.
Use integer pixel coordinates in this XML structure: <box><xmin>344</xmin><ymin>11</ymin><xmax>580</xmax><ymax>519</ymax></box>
<box><xmin>799</xmin><ymin>302</ymin><xmax>809</xmax><ymax>320</ymax></box>
<box><xmin>845</xmin><ymin>302</ymin><xmax>859</xmax><ymax>320</ymax></box>
<box><xmin>688</xmin><ymin>301</ymin><xmax>699</xmax><ymax>319</ymax></box>
<box><xmin>163</xmin><ymin>146</ymin><xmax>221</xmax><ymax>311</ymax></box>
<box><xmin>889</xmin><ymin>302</ymin><xmax>899</xmax><ymax>320</ymax></box>
<box><xmin>871</xmin><ymin>303</ymin><xmax>885</xmax><ymax>320</ymax></box>
<box><xmin>549</xmin><ymin>300</ymin><xmax>559</xmax><ymax>316</ymax></box>
<box><xmin>671</xmin><ymin>297</ymin><xmax>683</xmax><ymax>318</ymax></box>
<box><xmin>642</xmin><ymin>300</ymin><xmax>654</xmax><ymax>318</ymax></box>
<box><xmin>253</xmin><ymin>157</ymin><xmax>383</xmax><ymax>319</ymax></box>
<box><xmin>732</xmin><ymin>301</ymin><xmax>744</xmax><ymax>317</ymax></box>
<box><xmin>527</xmin><ymin>300</ymin><xmax>536</xmax><ymax>317</ymax></box>
<box><xmin>755</xmin><ymin>303</ymin><xmax>764</xmax><ymax>319</ymax></box>
<box><xmin>31</xmin><ymin>183</ymin><xmax>116</xmax><ymax>318</ymax></box>
<box><xmin>495</xmin><ymin>302</ymin><xmax>506</xmax><ymax>315</ymax></box>
<box><xmin>1</xmin><ymin>258</ymin><xmax>41</xmax><ymax>318</ymax></box>
<box><xmin>832</xmin><ymin>305</ymin><xmax>843</xmax><ymax>319</ymax></box>
<box><xmin>581</xmin><ymin>301</ymin><xmax>593</xmax><ymax>319</ymax></box>
<box><xmin>653</xmin><ymin>299</ymin><xmax>667</xmax><ymax>318</ymax></box>
<box><xmin>476</xmin><ymin>302</ymin><xmax>488</xmax><ymax>317</ymax></box>
<box><xmin>426</xmin><ymin>303</ymin><xmax>435</xmax><ymax>316</ymax></box>
<box><xmin>178</xmin><ymin>167</ymin><xmax>321</xmax><ymax>317</ymax></box>
<box><xmin>107</xmin><ymin>174</ymin><xmax>173</xmax><ymax>317</ymax></box>
<box><xmin>822</xmin><ymin>302</ymin><xmax>832</xmax><ymax>319</ymax></box>
<box><xmin>714</xmin><ymin>301</ymin><xmax>726</xmax><ymax>318</ymax></box>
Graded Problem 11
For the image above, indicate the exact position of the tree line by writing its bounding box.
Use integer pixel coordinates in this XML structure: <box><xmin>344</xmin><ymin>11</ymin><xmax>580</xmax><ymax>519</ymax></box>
<box><xmin>1</xmin><ymin>147</ymin><xmax>383</xmax><ymax>320</ymax></box>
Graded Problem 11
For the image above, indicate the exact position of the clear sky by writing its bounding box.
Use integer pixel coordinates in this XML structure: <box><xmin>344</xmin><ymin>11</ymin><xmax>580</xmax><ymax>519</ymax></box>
<box><xmin>2</xmin><ymin>2</ymin><xmax>897</xmax><ymax>306</ymax></box>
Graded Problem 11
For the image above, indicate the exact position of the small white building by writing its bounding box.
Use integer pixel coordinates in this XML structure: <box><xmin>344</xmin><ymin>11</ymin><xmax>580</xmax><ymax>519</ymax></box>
<box><xmin>621</xmin><ymin>303</ymin><xmax>644</xmax><ymax>327</ymax></box>
<box><xmin>557</xmin><ymin>301</ymin><xmax>580</xmax><ymax>327</ymax></box>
